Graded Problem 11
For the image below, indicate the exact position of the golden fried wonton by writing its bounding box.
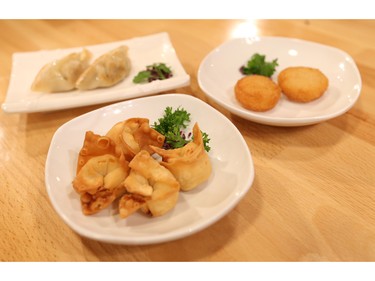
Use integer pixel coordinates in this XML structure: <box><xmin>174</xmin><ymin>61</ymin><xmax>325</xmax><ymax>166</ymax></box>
<box><xmin>106</xmin><ymin>118</ymin><xmax>165</xmax><ymax>161</ymax></box>
<box><xmin>76</xmin><ymin>131</ymin><xmax>120</xmax><ymax>174</ymax></box>
<box><xmin>150</xmin><ymin>123</ymin><xmax>212</xmax><ymax>191</ymax></box>
<box><xmin>73</xmin><ymin>154</ymin><xmax>129</xmax><ymax>215</ymax></box>
<box><xmin>119</xmin><ymin>150</ymin><xmax>180</xmax><ymax>218</ymax></box>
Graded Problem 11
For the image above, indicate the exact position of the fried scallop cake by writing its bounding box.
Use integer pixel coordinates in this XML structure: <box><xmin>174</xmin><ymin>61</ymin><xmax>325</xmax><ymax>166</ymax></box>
<box><xmin>278</xmin><ymin>67</ymin><xmax>329</xmax><ymax>102</ymax></box>
<box><xmin>234</xmin><ymin>75</ymin><xmax>281</xmax><ymax>112</ymax></box>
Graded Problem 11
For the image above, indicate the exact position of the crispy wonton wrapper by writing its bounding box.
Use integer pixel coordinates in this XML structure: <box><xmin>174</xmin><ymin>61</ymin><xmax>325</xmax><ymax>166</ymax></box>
<box><xmin>106</xmin><ymin>118</ymin><xmax>165</xmax><ymax>161</ymax></box>
<box><xmin>151</xmin><ymin>123</ymin><xmax>212</xmax><ymax>191</ymax></box>
<box><xmin>73</xmin><ymin>154</ymin><xmax>129</xmax><ymax>215</ymax></box>
<box><xmin>119</xmin><ymin>150</ymin><xmax>180</xmax><ymax>218</ymax></box>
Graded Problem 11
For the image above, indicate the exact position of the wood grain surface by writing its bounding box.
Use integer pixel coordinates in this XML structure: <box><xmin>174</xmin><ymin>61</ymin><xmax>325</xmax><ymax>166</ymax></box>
<box><xmin>0</xmin><ymin>20</ymin><xmax>374</xmax><ymax>261</ymax></box>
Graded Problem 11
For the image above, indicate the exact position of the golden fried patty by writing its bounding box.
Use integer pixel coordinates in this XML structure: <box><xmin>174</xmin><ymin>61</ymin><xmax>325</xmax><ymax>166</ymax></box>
<box><xmin>235</xmin><ymin>75</ymin><xmax>281</xmax><ymax>112</ymax></box>
<box><xmin>278</xmin><ymin>67</ymin><xmax>329</xmax><ymax>102</ymax></box>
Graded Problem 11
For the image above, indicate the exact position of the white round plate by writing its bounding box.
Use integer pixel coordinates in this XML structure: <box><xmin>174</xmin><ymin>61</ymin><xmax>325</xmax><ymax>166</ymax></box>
<box><xmin>198</xmin><ymin>36</ymin><xmax>362</xmax><ymax>126</ymax></box>
<box><xmin>45</xmin><ymin>94</ymin><xmax>254</xmax><ymax>245</ymax></box>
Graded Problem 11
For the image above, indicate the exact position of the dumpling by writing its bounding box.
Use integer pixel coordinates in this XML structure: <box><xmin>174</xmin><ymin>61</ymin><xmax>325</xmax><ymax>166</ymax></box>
<box><xmin>73</xmin><ymin>130</ymin><xmax>130</xmax><ymax>215</ymax></box>
<box><xmin>75</xmin><ymin>45</ymin><xmax>131</xmax><ymax>90</ymax></box>
<box><xmin>118</xmin><ymin>193</ymin><xmax>149</xmax><ymax>218</ymax></box>
<box><xmin>76</xmin><ymin>131</ymin><xmax>120</xmax><ymax>174</ymax></box>
<box><xmin>73</xmin><ymin>154</ymin><xmax>130</xmax><ymax>215</ymax></box>
<box><xmin>31</xmin><ymin>48</ymin><xmax>92</xmax><ymax>93</ymax></box>
<box><xmin>106</xmin><ymin>118</ymin><xmax>165</xmax><ymax>161</ymax></box>
<box><xmin>119</xmin><ymin>150</ymin><xmax>180</xmax><ymax>218</ymax></box>
<box><xmin>150</xmin><ymin>123</ymin><xmax>212</xmax><ymax>191</ymax></box>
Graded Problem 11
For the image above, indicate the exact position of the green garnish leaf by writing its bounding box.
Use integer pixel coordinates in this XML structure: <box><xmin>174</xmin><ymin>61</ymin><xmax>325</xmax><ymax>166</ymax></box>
<box><xmin>156</xmin><ymin>63</ymin><xmax>172</xmax><ymax>75</ymax></box>
<box><xmin>201</xmin><ymin>132</ymin><xmax>211</xmax><ymax>152</ymax></box>
<box><xmin>132</xmin><ymin>70</ymin><xmax>151</xmax><ymax>83</ymax></box>
<box><xmin>133</xmin><ymin>63</ymin><xmax>173</xmax><ymax>84</ymax></box>
<box><xmin>152</xmin><ymin>106</ymin><xmax>211</xmax><ymax>152</ymax></box>
<box><xmin>153</xmin><ymin>106</ymin><xmax>190</xmax><ymax>136</ymax></box>
<box><xmin>240</xmin><ymin>53</ymin><xmax>278</xmax><ymax>77</ymax></box>
<box><xmin>153</xmin><ymin>107</ymin><xmax>190</xmax><ymax>149</ymax></box>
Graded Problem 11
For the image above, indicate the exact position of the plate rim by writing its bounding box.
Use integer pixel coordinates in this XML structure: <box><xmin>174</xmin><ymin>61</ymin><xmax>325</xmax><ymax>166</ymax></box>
<box><xmin>45</xmin><ymin>93</ymin><xmax>254</xmax><ymax>245</ymax></box>
<box><xmin>197</xmin><ymin>35</ymin><xmax>362</xmax><ymax>126</ymax></box>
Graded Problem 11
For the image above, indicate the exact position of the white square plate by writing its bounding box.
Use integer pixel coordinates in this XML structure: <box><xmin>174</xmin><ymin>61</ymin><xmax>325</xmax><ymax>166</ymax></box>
<box><xmin>198</xmin><ymin>36</ymin><xmax>362</xmax><ymax>126</ymax></box>
<box><xmin>2</xmin><ymin>32</ymin><xmax>190</xmax><ymax>113</ymax></box>
<box><xmin>45</xmin><ymin>94</ymin><xmax>254</xmax><ymax>245</ymax></box>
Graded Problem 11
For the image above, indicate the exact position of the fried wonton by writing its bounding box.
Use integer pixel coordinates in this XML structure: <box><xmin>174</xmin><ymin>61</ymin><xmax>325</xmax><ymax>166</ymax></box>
<box><xmin>76</xmin><ymin>131</ymin><xmax>120</xmax><ymax>174</ymax></box>
<box><xmin>106</xmin><ymin>118</ymin><xmax>165</xmax><ymax>161</ymax></box>
<box><xmin>150</xmin><ymin>123</ymin><xmax>212</xmax><ymax>191</ymax></box>
<box><xmin>73</xmin><ymin>154</ymin><xmax>129</xmax><ymax>215</ymax></box>
<box><xmin>119</xmin><ymin>150</ymin><xmax>180</xmax><ymax>218</ymax></box>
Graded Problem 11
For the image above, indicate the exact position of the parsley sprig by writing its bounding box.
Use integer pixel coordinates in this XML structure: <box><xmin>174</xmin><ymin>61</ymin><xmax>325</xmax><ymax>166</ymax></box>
<box><xmin>133</xmin><ymin>63</ymin><xmax>173</xmax><ymax>84</ymax></box>
<box><xmin>240</xmin><ymin>53</ymin><xmax>278</xmax><ymax>77</ymax></box>
<box><xmin>152</xmin><ymin>106</ymin><xmax>211</xmax><ymax>152</ymax></box>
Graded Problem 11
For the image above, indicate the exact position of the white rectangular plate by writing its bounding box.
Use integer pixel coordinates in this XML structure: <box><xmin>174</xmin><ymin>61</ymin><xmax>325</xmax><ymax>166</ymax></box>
<box><xmin>2</xmin><ymin>32</ymin><xmax>190</xmax><ymax>113</ymax></box>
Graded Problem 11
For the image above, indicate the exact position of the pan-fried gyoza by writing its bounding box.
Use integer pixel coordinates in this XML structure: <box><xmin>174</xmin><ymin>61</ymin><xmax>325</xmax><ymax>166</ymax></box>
<box><xmin>31</xmin><ymin>49</ymin><xmax>92</xmax><ymax>93</ymax></box>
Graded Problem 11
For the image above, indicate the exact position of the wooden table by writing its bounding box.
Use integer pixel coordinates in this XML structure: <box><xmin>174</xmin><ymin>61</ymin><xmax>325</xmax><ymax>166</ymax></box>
<box><xmin>1</xmin><ymin>20</ymin><xmax>374</xmax><ymax>262</ymax></box>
